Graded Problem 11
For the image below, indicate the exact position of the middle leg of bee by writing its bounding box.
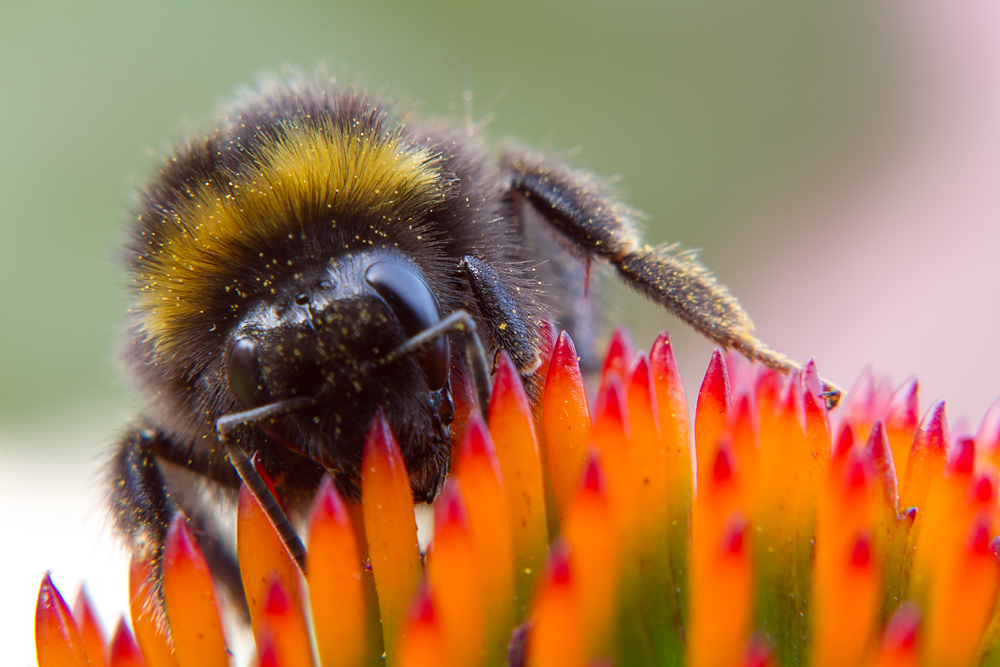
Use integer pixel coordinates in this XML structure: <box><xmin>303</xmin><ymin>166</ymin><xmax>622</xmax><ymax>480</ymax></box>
<box><xmin>500</xmin><ymin>145</ymin><xmax>842</xmax><ymax>407</ymax></box>
<box><xmin>107</xmin><ymin>423</ymin><xmax>245</xmax><ymax>618</ymax></box>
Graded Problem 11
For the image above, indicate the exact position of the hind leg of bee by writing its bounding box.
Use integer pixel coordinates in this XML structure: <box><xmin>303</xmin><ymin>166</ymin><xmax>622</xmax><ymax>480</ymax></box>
<box><xmin>107</xmin><ymin>423</ymin><xmax>246</xmax><ymax>620</ymax></box>
<box><xmin>500</xmin><ymin>146</ymin><xmax>842</xmax><ymax>408</ymax></box>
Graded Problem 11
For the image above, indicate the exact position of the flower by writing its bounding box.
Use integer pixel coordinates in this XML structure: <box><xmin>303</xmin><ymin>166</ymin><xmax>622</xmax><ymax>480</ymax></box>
<box><xmin>35</xmin><ymin>328</ymin><xmax>1000</xmax><ymax>666</ymax></box>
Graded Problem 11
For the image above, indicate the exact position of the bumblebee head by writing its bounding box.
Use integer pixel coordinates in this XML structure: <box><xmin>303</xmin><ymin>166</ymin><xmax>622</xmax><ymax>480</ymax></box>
<box><xmin>222</xmin><ymin>250</ymin><xmax>454</xmax><ymax>499</ymax></box>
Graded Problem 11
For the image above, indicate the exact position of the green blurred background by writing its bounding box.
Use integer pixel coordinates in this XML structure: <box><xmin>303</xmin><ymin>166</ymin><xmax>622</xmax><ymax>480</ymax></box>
<box><xmin>0</xmin><ymin>0</ymin><xmax>895</xmax><ymax>437</ymax></box>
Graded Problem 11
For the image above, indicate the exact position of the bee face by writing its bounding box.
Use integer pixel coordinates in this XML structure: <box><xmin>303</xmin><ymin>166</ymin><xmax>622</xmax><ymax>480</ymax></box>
<box><xmin>107</xmin><ymin>69</ymin><xmax>837</xmax><ymax>613</ymax></box>
<box><xmin>223</xmin><ymin>249</ymin><xmax>453</xmax><ymax>499</ymax></box>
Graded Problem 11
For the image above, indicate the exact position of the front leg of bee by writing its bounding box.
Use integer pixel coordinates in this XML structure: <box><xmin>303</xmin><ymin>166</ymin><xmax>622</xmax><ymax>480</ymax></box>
<box><xmin>106</xmin><ymin>423</ymin><xmax>245</xmax><ymax>620</ymax></box>
<box><xmin>460</xmin><ymin>255</ymin><xmax>546</xmax><ymax>401</ymax></box>
<box><xmin>500</xmin><ymin>146</ymin><xmax>842</xmax><ymax>407</ymax></box>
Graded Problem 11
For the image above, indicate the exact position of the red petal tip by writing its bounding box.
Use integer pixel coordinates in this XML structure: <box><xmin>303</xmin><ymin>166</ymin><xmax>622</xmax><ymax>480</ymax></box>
<box><xmin>713</xmin><ymin>438</ymin><xmax>736</xmax><ymax>484</ymax></box>
<box><xmin>650</xmin><ymin>332</ymin><xmax>681</xmax><ymax>378</ymax></box>
<box><xmin>580</xmin><ymin>450</ymin><xmax>607</xmax><ymax>495</ymax></box>
<box><xmin>313</xmin><ymin>474</ymin><xmax>348</xmax><ymax>526</ymax></box>
<box><xmin>972</xmin><ymin>473</ymin><xmax>995</xmax><ymax>504</ymax></box>
<box><xmin>722</xmin><ymin>512</ymin><xmax>748</xmax><ymax>555</ymax></box>
<box><xmin>976</xmin><ymin>394</ymin><xmax>1000</xmax><ymax>451</ymax></box>
<box><xmin>700</xmin><ymin>349</ymin><xmax>732</xmax><ymax>409</ymax></box>
<box><xmin>410</xmin><ymin>586</ymin><xmax>436</xmax><ymax>624</ymax></box>
<box><xmin>164</xmin><ymin>513</ymin><xmax>199</xmax><ymax>562</ymax></box>
<box><xmin>844</xmin><ymin>450</ymin><xmax>869</xmax><ymax>491</ymax></box>
<box><xmin>550</xmin><ymin>330</ymin><xmax>580</xmax><ymax>369</ymax></box>
<box><xmin>594</xmin><ymin>375</ymin><xmax>627</xmax><ymax>426</ymax></box>
<box><xmin>458</xmin><ymin>412</ymin><xmax>492</xmax><ymax>460</ymax></box>
<box><xmin>866</xmin><ymin>421</ymin><xmax>888</xmax><ymax>461</ymax></box>
<box><xmin>851</xmin><ymin>533</ymin><xmax>872</xmax><ymax>568</ymax></box>
<box><xmin>547</xmin><ymin>542</ymin><xmax>572</xmax><ymax>585</ymax></box>
<box><xmin>887</xmin><ymin>376</ymin><xmax>920</xmax><ymax>425</ymax></box>
<box><xmin>601</xmin><ymin>327</ymin><xmax>635</xmax><ymax>380</ymax></box>
<box><xmin>833</xmin><ymin>423</ymin><xmax>855</xmax><ymax>459</ymax></box>
<box><xmin>801</xmin><ymin>358</ymin><xmax>823</xmax><ymax>397</ymax></box>
<box><xmin>109</xmin><ymin>616</ymin><xmax>143</xmax><ymax>663</ymax></box>
<box><xmin>435</xmin><ymin>481</ymin><xmax>469</xmax><ymax>529</ymax></box>
<box><xmin>950</xmin><ymin>436</ymin><xmax>976</xmax><ymax>474</ymax></box>
<box><xmin>627</xmin><ymin>352</ymin><xmax>652</xmax><ymax>389</ymax></box>
<box><xmin>968</xmin><ymin>517</ymin><xmax>991</xmax><ymax>555</ymax></box>
<box><xmin>263</xmin><ymin>577</ymin><xmax>293</xmax><ymax>615</ymax></box>
<box><xmin>917</xmin><ymin>400</ymin><xmax>950</xmax><ymax>452</ymax></box>
<box><xmin>490</xmin><ymin>351</ymin><xmax>525</xmax><ymax>404</ymax></box>
<box><xmin>741</xmin><ymin>635</ymin><xmax>774</xmax><ymax>667</ymax></box>
<box><xmin>882</xmin><ymin>604</ymin><xmax>921</xmax><ymax>651</ymax></box>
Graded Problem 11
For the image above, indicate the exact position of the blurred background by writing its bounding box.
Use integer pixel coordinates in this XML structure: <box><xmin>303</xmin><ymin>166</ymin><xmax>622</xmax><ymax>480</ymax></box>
<box><xmin>3</xmin><ymin>0</ymin><xmax>999</xmax><ymax>662</ymax></box>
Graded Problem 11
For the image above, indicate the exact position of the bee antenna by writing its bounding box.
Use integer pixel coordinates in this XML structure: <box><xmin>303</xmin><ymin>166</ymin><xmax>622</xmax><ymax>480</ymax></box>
<box><xmin>380</xmin><ymin>309</ymin><xmax>492</xmax><ymax>419</ymax></box>
<box><xmin>216</xmin><ymin>397</ymin><xmax>314</xmax><ymax>574</ymax></box>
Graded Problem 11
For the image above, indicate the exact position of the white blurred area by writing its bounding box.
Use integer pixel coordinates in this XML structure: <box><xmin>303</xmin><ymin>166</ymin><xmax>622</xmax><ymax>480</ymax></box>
<box><xmin>1</xmin><ymin>413</ymin><xmax>129</xmax><ymax>667</ymax></box>
<box><xmin>736</xmin><ymin>1</ymin><xmax>1000</xmax><ymax>427</ymax></box>
<box><xmin>6</xmin><ymin>2</ymin><xmax>1000</xmax><ymax>665</ymax></box>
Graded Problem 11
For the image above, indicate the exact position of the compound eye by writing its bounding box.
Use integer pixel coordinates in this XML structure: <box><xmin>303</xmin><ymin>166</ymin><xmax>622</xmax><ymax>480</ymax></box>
<box><xmin>365</xmin><ymin>261</ymin><xmax>449</xmax><ymax>391</ymax></box>
<box><xmin>228</xmin><ymin>337</ymin><xmax>267</xmax><ymax>409</ymax></box>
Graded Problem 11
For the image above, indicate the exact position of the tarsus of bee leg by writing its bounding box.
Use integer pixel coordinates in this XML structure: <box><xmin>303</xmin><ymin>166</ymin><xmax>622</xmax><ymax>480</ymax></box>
<box><xmin>217</xmin><ymin>397</ymin><xmax>314</xmax><ymax>574</ymax></box>
<box><xmin>731</xmin><ymin>336</ymin><xmax>843</xmax><ymax>411</ymax></box>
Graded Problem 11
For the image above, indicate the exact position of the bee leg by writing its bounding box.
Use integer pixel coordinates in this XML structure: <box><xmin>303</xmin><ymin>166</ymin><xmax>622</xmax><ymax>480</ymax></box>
<box><xmin>459</xmin><ymin>255</ymin><xmax>545</xmax><ymax>401</ymax></box>
<box><xmin>106</xmin><ymin>423</ymin><xmax>245</xmax><ymax>622</ymax></box>
<box><xmin>501</xmin><ymin>146</ymin><xmax>842</xmax><ymax>408</ymax></box>
<box><xmin>215</xmin><ymin>402</ymin><xmax>311</xmax><ymax>574</ymax></box>
<box><xmin>382</xmin><ymin>308</ymin><xmax>493</xmax><ymax>417</ymax></box>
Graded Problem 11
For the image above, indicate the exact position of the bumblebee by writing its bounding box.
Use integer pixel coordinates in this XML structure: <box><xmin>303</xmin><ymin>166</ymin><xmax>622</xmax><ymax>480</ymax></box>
<box><xmin>107</xmin><ymin>70</ymin><xmax>837</xmax><ymax>608</ymax></box>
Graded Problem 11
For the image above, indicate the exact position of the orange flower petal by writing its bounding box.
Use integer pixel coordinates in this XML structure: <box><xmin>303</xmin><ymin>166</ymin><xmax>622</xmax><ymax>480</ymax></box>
<box><xmin>908</xmin><ymin>431</ymin><xmax>971</xmax><ymax>606</ymax></box>
<box><xmin>255</xmin><ymin>577</ymin><xmax>314</xmax><ymax>667</ymax></box>
<box><xmin>541</xmin><ymin>331</ymin><xmax>592</xmax><ymax>523</ymax></box>
<box><xmin>561</xmin><ymin>452</ymin><xmax>619</xmax><ymax>657</ymax></box>
<box><xmin>237</xmin><ymin>463</ymin><xmax>302</xmax><ymax>646</ymax></box>
<box><xmin>361</xmin><ymin>409</ymin><xmax>421</xmax><ymax>662</ymax></box>
<box><xmin>899</xmin><ymin>400</ymin><xmax>950</xmax><ymax>512</ymax></box>
<box><xmin>306</xmin><ymin>475</ymin><xmax>372</xmax><ymax>667</ymax></box>
<box><xmin>526</xmin><ymin>542</ymin><xmax>586</xmax><ymax>667</ymax></box>
<box><xmin>599</xmin><ymin>326</ymin><xmax>634</xmax><ymax>386</ymax></box>
<box><xmin>36</xmin><ymin>573</ymin><xmax>89</xmax><ymax>667</ymax></box>
<box><xmin>924</xmin><ymin>515</ymin><xmax>1000</xmax><ymax>666</ymax></box>
<box><xmin>488</xmin><ymin>352</ymin><xmax>549</xmax><ymax>614</ymax></box>
<box><xmin>695</xmin><ymin>350</ymin><xmax>732</xmax><ymax>494</ymax></box>
<box><xmin>753</xmin><ymin>372</ymin><xmax>809</xmax><ymax>663</ymax></box>
<box><xmin>885</xmin><ymin>378</ymin><xmax>919</xmax><ymax>477</ymax></box>
<box><xmin>109</xmin><ymin>618</ymin><xmax>147</xmax><ymax>667</ymax></box>
<box><xmin>128</xmin><ymin>558</ymin><xmax>178</xmax><ymax>667</ymax></box>
<box><xmin>873</xmin><ymin>605</ymin><xmax>920</xmax><ymax>667</ymax></box>
<box><xmin>397</xmin><ymin>586</ymin><xmax>447</xmax><ymax>667</ymax></box>
<box><xmin>977</xmin><ymin>396</ymin><xmax>1000</xmax><ymax>466</ymax></box>
<box><xmin>649</xmin><ymin>332</ymin><xmax>691</xmax><ymax>641</ymax></box>
<box><xmin>426</xmin><ymin>481</ymin><xmax>483</xmax><ymax>666</ymax></box>
<box><xmin>689</xmin><ymin>512</ymin><xmax>752</xmax><ymax>667</ymax></box>
<box><xmin>591</xmin><ymin>375</ymin><xmax>634</xmax><ymax>544</ymax></box>
<box><xmin>452</xmin><ymin>415</ymin><xmax>515</xmax><ymax>661</ymax></box>
<box><xmin>623</xmin><ymin>352</ymin><xmax>683</xmax><ymax>660</ymax></box>
<box><xmin>625</xmin><ymin>353</ymin><xmax>667</xmax><ymax>545</ymax></box>
<box><xmin>73</xmin><ymin>586</ymin><xmax>107</xmax><ymax>667</ymax></box>
<box><xmin>162</xmin><ymin>514</ymin><xmax>228</xmax><ymax>666</ymax></box>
